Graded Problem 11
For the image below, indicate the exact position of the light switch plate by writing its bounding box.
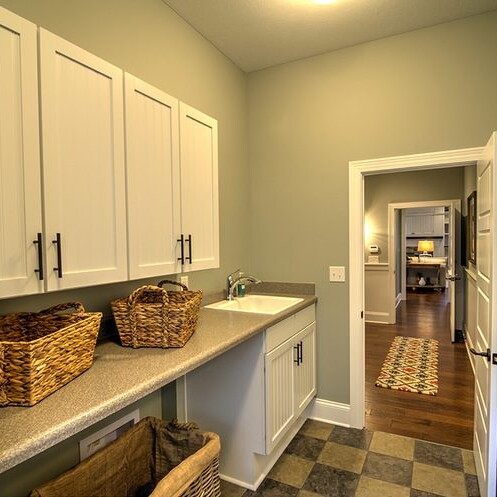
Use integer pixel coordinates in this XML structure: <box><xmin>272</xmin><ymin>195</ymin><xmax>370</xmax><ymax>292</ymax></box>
<box><xmin>329</xmin><ymin>266</ymin><xmax>346</xmax><ymax>282</ymax></box>
<box><xmin>180</xmin><ymin>275</ymin><xmax>189</xmax><ymax>288</ymax></box>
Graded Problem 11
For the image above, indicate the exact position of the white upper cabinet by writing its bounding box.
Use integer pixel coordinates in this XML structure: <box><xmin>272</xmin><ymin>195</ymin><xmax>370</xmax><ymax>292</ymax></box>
<box><xmin>179</xmin><ymin>103</ymin><xmax>219</xmax><ymax>272</ymax></box>
<box><xmin>0</xmin><ymin>7</ymin><xmax>220</xmax><ymax>299</ymax></box>
<box><xmin>39</xmin><ymin>29</ymin><xmax>127</xmax><ymax>291</ymax></box>
<box><xmin>124</xmin><ymin>73</ymin><xmax>181</xmax><ymax>279</ymax></box>
<box><xmin>0</xmin><ymin>8</ymin><xmax>43</xmax><ymax>298</ymax></box>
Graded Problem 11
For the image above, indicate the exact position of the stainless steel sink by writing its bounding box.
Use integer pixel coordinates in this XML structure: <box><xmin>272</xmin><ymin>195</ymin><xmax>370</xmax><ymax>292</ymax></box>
<box><xmin>205</xmin><ymin>294</ymin><xmax>304</xmax><ymax>315</ymax></box>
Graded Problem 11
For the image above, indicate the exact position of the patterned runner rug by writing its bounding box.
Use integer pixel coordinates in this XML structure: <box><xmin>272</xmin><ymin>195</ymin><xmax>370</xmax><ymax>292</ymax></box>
<box><xmin>375</xmin><ymin>336</ymin><xmax>439</xmax><ymax>395</ymax></box>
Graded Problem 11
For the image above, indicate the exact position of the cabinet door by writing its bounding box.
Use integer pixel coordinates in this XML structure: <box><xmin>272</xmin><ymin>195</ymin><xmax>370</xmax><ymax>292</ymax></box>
<box><xmin>294</xmin><ymin>323</ymin><xmax>317</xmax><ymax>415</ymax></box>
<box><xmin>179</xmin><ymin>103</ymin><xmax>219</xmax><ymax>272</ymax></box>
<box><xmin>0</xmin><ymin>8</ymin><xmax>42</xmax><ymax>298</ymax></box>
<box><xmin>125</xmin><ymin>74</ymin><xmax>181</xmax><ymax>279</ymax></box>
<box><xmin>265</xmin><ymin>338</ymin><xmax>296</xmax><ymax>454</ymax></box>
<box><xmin>39</xmin><ymin>29</ymin><xmax>127</xmax><ymax>291</ymax></box>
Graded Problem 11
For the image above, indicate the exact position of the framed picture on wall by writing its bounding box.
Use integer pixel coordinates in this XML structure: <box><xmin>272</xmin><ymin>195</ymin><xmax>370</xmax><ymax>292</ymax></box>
<box><xmin>467</xmin><ymin>190</ymin><xmax>477</xmax><ymax>264</ymax></box>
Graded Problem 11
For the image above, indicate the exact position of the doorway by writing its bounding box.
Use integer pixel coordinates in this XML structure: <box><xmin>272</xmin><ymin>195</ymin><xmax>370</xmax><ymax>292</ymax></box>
<box><xmin>348</xmin><ymin>140</ymin><xmax>497</xmax><ymax>497</ymax></box>
<box><xmin>348</xmin><ymin>146</ymin><xmax>483</xmax><ymax>430</ymax></box>
<box><xmin>363</xmin><ymin>179</ymin><xmax>473</xmax><ymax>447</ymax></box>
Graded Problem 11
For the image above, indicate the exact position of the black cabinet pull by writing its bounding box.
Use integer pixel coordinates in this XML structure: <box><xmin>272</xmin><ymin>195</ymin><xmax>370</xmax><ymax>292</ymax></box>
<box><xmin>52</xmin><ymin>233</ymin><xmax>63</xmax><ymax>278</ymax></box>
<box><xmin>177</xmin><ymin>234</ymin><xmax>185</xmax><ymax>265</ymax></box>
<box><xmin>33</xmin><ymin>232</ymin><xmax>44</xmax><ymax>281</ymax></box>
<box><xmin>294</xmin><ymin>344</ymin><xmax>300</xmax><ymax>365</ymax></box>
<box><xmin>298</xmin><ymin>341</ymin><xmax>303</xmax><ymax>363</ymax></box>
<box><xmin>185</xmin><ymin>234</ymin><xmax>192</xmax><ymax>264</ymax></box>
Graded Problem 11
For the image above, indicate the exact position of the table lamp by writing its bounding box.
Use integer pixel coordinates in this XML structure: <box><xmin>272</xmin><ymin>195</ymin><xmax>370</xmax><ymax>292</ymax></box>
<box><xmin>417</xmin><ymin>240</ymin><xmax>434</xmax><ymax>259</ymax></box>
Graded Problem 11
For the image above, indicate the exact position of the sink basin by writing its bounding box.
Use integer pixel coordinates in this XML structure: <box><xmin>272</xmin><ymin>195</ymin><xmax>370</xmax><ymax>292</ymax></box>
<box><xmin>205</xmin><ymin>294</ymin><xmax>304</xmax><ymax>315</ymax></box>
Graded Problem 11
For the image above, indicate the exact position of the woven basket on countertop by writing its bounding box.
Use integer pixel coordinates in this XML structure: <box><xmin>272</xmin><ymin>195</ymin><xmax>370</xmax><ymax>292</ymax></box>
<box><xmin>111</xmin><ymin>280</ymin><xmax>202</xmax><ymax>348</ymax></box>
<box><xmin>0</xmin><ymin>302</ymin><xmax>102</xmax><ymax>407</ymax></box>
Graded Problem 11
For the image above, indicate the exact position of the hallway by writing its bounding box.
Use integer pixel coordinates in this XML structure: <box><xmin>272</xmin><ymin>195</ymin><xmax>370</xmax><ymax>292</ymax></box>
<box><xmin>365</xmin><ymin>291</ymin><xmax>474</xmax><ymax>449</ymax></box>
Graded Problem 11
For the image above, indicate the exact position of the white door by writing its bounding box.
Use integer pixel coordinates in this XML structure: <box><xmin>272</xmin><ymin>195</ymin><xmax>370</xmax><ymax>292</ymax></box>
<box><xmin>472</xmin><ymin>132</ymin><xmax>497</xmax><ymax>497</ymax></box>
<box><xmin>124</xmin><ymin>73</ymin><xmax>181</xmax><ymax>279</ymax></box>
<box><xmin>179</xmin><ymin>103</ymin><xmax>219</xmax><ymax>272</ymax></box>
<box><xmin>0</xmin><ymin>7</ymin><xmax>43</xmax><ymax>298</ymax></box>
<box><xmin>294</xmin><ymin>323</ymin><xmax>317</xmax><ymax>415</ymax></box>
<box><xmin>446</xmin><ymin>204</ymin><xmax>457</xmax><ymax>342</ymax></box>
<box><xmin>265</xmin><ymin>338</ymin><xmax>296</xmax><ymax>454</ymax></box>
<box><xmin>39</xmin><ymin>29</ymin><xmax>127</xmax><ymax>291</ymax></box>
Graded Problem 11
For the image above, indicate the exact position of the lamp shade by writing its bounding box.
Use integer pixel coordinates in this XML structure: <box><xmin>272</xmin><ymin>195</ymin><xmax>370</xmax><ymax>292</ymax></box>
<box><xmin>417</xmin><ymin>240</ymin><xmax>434</xmax><ymax>253</ymax></box>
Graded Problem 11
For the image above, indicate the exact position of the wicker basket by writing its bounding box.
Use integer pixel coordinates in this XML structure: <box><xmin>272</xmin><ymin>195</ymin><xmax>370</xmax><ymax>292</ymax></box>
<box><xmin>111</xmin><ymin>280</ymin><xmax>202</xmax><ymax>348</ymax></box>
<box><xmin>0</xmin><ymin>302</ymin><xmax>101</xmax><ymax>407</ymax></box>
<box><xmin>30</xmin><ymin>417</ymin><xmax>221</xmax><ymax>497</ymax></box>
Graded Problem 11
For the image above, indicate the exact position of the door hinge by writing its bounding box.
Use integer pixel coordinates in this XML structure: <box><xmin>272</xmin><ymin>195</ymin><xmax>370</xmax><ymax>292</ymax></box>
<box><xmin>493</xmin><ymin>353</ymin><xmax>497</xmax><ymax>366</ymax></box>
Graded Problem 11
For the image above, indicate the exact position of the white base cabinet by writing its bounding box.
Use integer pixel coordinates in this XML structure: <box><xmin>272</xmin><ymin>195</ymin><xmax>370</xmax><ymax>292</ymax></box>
<box><xmin>177</xmin><ymin>304</ymin><xmax>316</xmax><ymax>490</ymax></box>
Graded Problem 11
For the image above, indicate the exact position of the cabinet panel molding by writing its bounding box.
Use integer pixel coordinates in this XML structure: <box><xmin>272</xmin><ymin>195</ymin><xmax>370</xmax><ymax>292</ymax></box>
<box><xmin>0</xmin><ymin>7</ymin><xmax>42</xmax><ymax>298</ymax></box>
<box><xmin>39</xmin><ymin>28</ymin><xmax>127</xmax><ymax>291</ymax></box>
<box><xmin>179</xmin><ymin>103</ymin><xmax>219</xmax><ymax>272</ymax></box>
<box><xmin>125</xmin><ymin>73</ymin><xmax>181</xmax><ymax>279</ymax></box>
<box><xmin>265</xmin><ymin>339</ymin><xmax>296</xmax><ymax>453</ymax></box>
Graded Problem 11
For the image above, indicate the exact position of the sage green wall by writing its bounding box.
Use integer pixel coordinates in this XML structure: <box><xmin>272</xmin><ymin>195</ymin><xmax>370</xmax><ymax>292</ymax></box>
<box><xmin>247</xmin><ymin>12</ymin><xmax>497</xmax><ymax>403</ymax></box>
<box><xmin>364</xmin><ymin>168</ymin><xmax>465</xmax><ymax>264</ymax></box>
<box><xmin>0</xmin><ymin>0</ymin><xmax>249</xmax><ymax>317</ymax></box>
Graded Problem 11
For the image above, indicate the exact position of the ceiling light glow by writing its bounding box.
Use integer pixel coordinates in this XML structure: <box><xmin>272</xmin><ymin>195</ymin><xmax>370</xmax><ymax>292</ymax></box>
<box><xmin>312</xmin><ymin>0</ymin><xmax>336</xmax><ymax>4</ymax></box>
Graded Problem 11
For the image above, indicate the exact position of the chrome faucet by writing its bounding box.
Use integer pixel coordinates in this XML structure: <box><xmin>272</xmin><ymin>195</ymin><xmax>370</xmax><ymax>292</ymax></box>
<box><xmin>226</xmin><ymin>269</ymin><xmax>262</xmax><ymax>300</ymax></box>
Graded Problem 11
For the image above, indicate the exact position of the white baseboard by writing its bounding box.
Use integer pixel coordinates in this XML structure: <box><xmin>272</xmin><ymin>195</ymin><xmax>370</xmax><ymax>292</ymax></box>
<box><xmin>308</xmin><ymin>398</ymin><xmax>351</xmax><ymax>427</ymax></box>
<box><xmin>395</xmin><ymin>292</ymin><xmax>402</xmax><ymax>308</ymax></box>
<box><xmin>365</xmin><ymin>311</ymin><xmax>389</xmax><ymax>324</ymax></box>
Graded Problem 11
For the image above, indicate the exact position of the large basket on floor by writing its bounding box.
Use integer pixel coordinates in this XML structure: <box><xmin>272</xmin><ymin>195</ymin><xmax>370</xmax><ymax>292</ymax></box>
<box><xmin>30</xmin><ymin>417</ymin><xmax>221</xmax><ymax>497</ymax></box>
<box><xmin>111</xmin><ymin>280</ymin><xmax>202</xmax><ymax>348</ymax></box>
<box><xmin>0</xmin><ymin>302</ymin><xmax>101</xmax><ymax>407</ymax></box>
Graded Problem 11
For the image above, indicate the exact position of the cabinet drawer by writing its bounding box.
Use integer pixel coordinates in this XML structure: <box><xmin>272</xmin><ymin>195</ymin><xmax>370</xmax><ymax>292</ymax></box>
<box><xmin>265</xmin><ymin>304</ymin><xmax>315</xmax><ymax>352</ymax></box>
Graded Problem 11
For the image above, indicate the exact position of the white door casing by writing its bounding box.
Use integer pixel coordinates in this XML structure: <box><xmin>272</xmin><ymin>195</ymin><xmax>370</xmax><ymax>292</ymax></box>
<box><xmin>39</xmin><ymin>29</ymin><xmax>127</xmax><ymax>291</ymax></box>
<box><xmin>473</xmin><ymin>132</ymin><xmax>497</xmax><ymax>497</ymax></box>
<box><xmin>349</xmin><ymin>146</ymin><xmax>484</xmax><ymax>432</ymax></box>
<box><xmin>0</xmin><ymin>7</ymin><xmax>42</xmax><ymax>298</ymax></box>
<box><xmin>447</xmin><ymin>202</ymin><xmax>457</xmax><ymax>342</ymax></box>
<box><xmin>124</xmin><ymin>73</ymin><xmax>181</xmax><ymax>279</ymax></box>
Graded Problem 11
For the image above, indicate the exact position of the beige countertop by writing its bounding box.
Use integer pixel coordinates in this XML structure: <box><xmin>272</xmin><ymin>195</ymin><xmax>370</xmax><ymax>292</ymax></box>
<box><xmin>0</xmin><ymin>294</ymin><xmax>316</xmax><ymax>474</ymax></box>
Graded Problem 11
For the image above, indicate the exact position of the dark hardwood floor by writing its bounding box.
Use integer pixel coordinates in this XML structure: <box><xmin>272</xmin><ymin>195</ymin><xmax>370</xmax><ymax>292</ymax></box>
<box><xmin>365</xmin><ymin>290</ymin><xmax>475</xmax><ymax>449</ymax></box>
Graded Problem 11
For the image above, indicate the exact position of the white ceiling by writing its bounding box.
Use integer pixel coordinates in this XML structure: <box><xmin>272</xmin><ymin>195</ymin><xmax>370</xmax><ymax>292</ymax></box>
<box><xmin>161</xmin><ymin>0</ymin><xmax>497</xmax><ymax>72</ymax></box>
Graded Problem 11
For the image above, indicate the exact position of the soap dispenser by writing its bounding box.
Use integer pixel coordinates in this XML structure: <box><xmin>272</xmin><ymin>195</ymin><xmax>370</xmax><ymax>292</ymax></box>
<box><xmin>237</xmin><ymin>272</ymin><xmax>246</xmax><ymax>297</ymax></box>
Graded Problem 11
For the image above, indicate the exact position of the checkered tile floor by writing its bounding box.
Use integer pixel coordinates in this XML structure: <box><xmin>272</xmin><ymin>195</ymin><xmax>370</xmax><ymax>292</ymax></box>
<box><xmin>220</xmin><ymin>420</ymin><xmax>480</xmax><ymax>497</ymax></box>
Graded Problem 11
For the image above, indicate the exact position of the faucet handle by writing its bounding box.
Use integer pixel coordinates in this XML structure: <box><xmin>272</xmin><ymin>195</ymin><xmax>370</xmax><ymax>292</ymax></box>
<box><xmin>227</xmin><ymin>268</ymin><xmax>241</xmax><ymax>282</ymax></box>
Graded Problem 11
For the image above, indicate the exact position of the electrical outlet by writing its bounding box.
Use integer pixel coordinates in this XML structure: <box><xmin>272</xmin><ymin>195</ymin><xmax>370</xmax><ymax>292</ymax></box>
<box><xmin>79</xmin><ymin>409</ymin><xmax>139</xmax><ymax>461</ymax></box>
<box><xmin>180</xmin><ymin>275</ymin><xmax>189</xmax><ymax>288</ymax></box>
<box><xmin>329</xmin><ymin>266</ymin><xmax>346</xmax><ymax>282</ymax></box>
